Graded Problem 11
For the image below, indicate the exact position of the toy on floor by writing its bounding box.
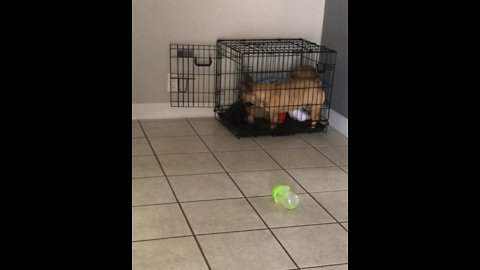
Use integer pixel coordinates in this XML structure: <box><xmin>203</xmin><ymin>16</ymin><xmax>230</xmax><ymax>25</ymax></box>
<box><xmin>272</xmin><ymin>184</ymin><xmax>299</xmax><ymax>210</ymax></box>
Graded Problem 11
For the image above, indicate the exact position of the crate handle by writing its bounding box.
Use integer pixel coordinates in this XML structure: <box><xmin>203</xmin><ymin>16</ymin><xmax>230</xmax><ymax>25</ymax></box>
<box><xmin>194</xmin><ymin>57</ymin><xmax>212</xmax><ymax>67</ymax></box>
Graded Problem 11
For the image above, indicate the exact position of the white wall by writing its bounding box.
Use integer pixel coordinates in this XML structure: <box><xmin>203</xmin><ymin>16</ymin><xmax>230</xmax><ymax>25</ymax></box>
<box><xmin>132</xmin><ymin>0</ymin><xmax>326</xmax><ymax>103</ymax></box>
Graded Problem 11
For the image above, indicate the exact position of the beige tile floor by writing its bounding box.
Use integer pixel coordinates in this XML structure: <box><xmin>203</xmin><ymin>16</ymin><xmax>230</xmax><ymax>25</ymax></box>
<box><xmin>132</xmin><ymin>118</ymin><xmax>348</xmax><ymax>270</ymax></box>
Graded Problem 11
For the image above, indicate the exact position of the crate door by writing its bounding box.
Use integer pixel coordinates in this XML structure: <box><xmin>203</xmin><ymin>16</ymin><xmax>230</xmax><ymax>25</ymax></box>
<box><xmin>170</xmin><ymin>44</ymin><xmax>218</xmax><ymax>107</ymax></box>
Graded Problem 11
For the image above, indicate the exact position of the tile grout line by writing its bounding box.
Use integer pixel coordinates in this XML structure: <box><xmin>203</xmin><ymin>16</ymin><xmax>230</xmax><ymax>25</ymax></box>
<box><xmin>132</xmin><ymin>221</ymin><xmax>342</xmax><ymax>244</ymax></box>
<box><xmin>338</xmin><ymin>165</ymin><xmax>348</xmax><ymax>174</ymax></box>
<box><xmin>132</xmin><ymin>153</ymin><xmax>160</xmax><ymax>157</ymax></box>
<box><xmin>196</xmin><ymin>221</ymin><xmax>341</xmax><ymax>236</ymax></box>
<box><xmin>300</xmin><ymin>262</ymin><xmax>348</xmax><ymax>269</ymax></box>
<box><xmin>310</xmin><ymin>145</ymin><xmax>347</xmax><ymax>168</ymax></box>
<box><xmin>186</xmin><ymin>119</ymin><xmax>302</xmax><ymax>270</ymax></box>
<box><xmin>298</xmin><ymin>138</ymin><xmax>349</xmax><ymax>231</ymax></box>
<box><xmin>252</xmin><ymin>136</ymin><xmax>349</xmax><ymax>233</ymax></box>
<box><xmin>137</xmin><ymin>120</ymin><xmax>213</xmax><ymax>270</ymax></box>
<box><xmin>132</xmin><ymin>190</ymin><xmax>349</xmax><ymax>208</ymax></box>
<box><xmin>133</xmin><ymin>120</ymin><xmax>147</xmax><ymax>138</ymax></box>
<box><xmin>132</xmin><ymin>202</ymin><xmax>178</xmax><ymax>208</ymax></box>
<box><xmin>132</xmin><ymin>163</ymin><xmax>338</xmax><ymax>179</ymax></box>
<box><xmin>132</xmin><ymin>174</ymin><xmax>165</xmax><ymax>179</ymax></box>
<box><xmin>296</xmin><ymin>130</ymin><xmax>348</xmax><ymax>166</ymax></box>
<box><xmin>132</xmin><ymin>234</ymin><xmax>193</xmax><ymax>243</ymax></box>
<box><xmin>339</xmin><ymin>222</ymin><xmax>348</xmax><ymax>232</ymax></box>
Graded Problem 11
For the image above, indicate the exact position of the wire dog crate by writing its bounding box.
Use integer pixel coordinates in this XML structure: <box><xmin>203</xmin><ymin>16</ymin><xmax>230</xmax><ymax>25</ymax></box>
<box><xmin>170</xmin><ymin>38</ymin><xmax>336</xmax><ymax>137</ymax></box>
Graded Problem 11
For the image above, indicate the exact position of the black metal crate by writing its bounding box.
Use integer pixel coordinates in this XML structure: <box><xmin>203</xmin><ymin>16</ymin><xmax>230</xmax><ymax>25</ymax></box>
<box><xmin>170</xmin><ymin>39</ymin><xmax>337</xmax><ymax>137</ymax></box>
<box><xmin>169</xmin><ymin>44</ymin><xmax>218</xmax><ymax>107</ymax></box>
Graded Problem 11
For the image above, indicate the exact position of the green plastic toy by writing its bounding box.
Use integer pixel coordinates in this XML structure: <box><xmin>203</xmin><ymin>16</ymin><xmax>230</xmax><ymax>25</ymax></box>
<box><xmin>271</xmin><ymin>184</ymin><xmax>299</xmax><ymax>210</ymax></box>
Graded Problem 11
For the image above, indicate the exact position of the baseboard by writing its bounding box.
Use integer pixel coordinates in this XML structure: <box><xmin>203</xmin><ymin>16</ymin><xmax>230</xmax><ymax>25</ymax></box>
<box><xmin>132</xmin><ymin>103</ymin><xmax>214</xmax><ymax>120</ymax></box>
<box><xmin>328</xmin><ymin>109</ymin><xmax>348</xmax><ymax>137</ymax></box>
<box><xmin>132</xmin><ymin>103</ymin><xmax>348</xmax><ymax>137</ymax></box>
